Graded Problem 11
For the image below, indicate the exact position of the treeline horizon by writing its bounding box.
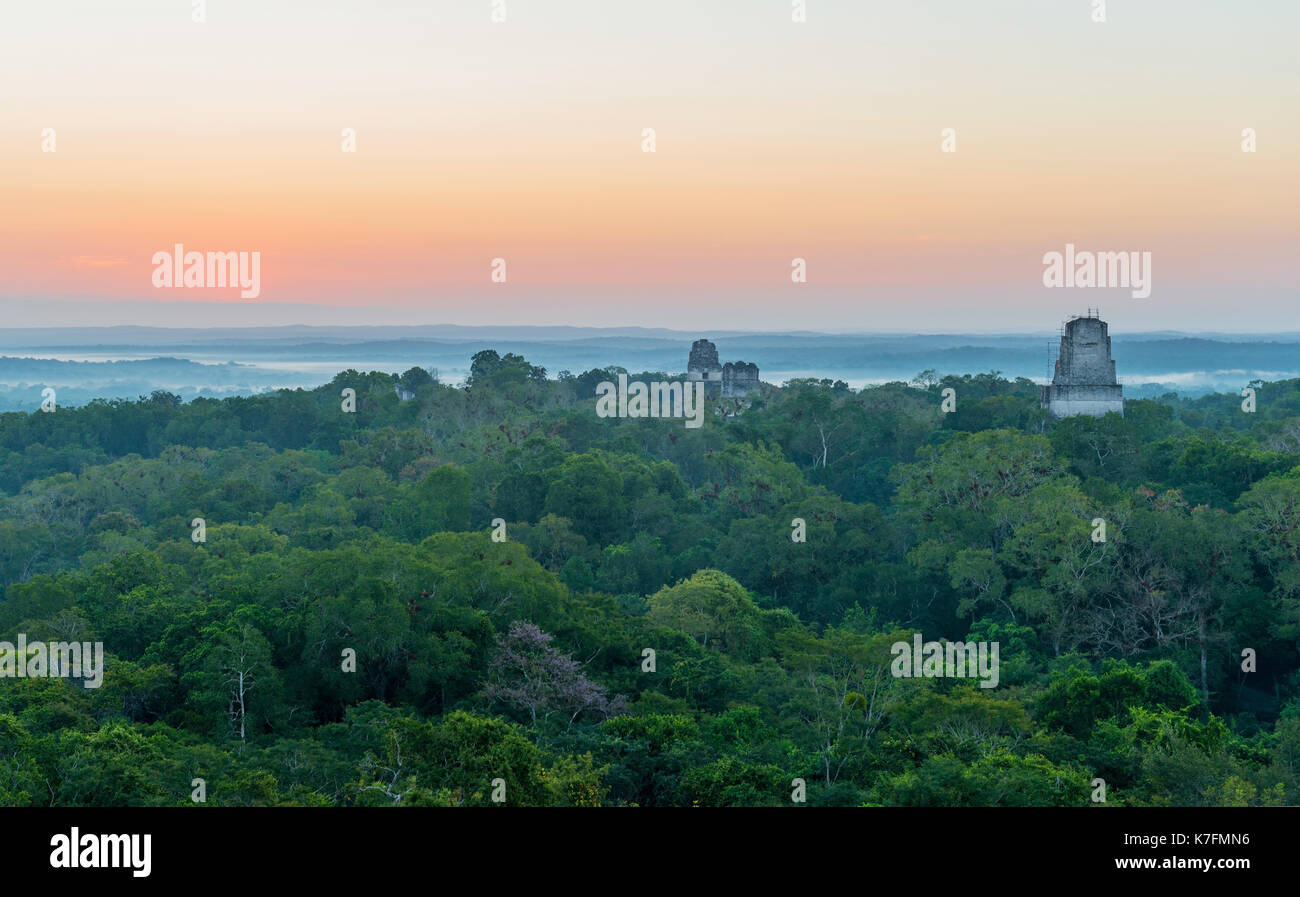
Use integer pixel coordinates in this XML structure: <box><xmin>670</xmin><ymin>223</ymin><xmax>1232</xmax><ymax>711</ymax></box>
<box><xmin>3</xmin><ymin>327</ymin><xmax>1299</xmax><ymax>411</ymax></box>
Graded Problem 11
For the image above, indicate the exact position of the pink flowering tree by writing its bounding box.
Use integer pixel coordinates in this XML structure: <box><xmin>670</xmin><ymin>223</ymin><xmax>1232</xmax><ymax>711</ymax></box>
<box><xmin>484</xmin><ymin>621</ymin><xmax>627</xmax><ymax>729</ymax></box>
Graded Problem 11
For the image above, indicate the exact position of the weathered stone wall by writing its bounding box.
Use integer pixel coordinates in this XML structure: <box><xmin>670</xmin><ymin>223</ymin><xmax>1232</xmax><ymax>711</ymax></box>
<box><xmin>1052</xmin><ymin>317</ymin><xmax>1117</xmax><ymax>385</ymax></box>
<box><xmin>1042</xmin><ymin>316</ymin><xmax>1124</xmax><ymax>418</ymax></box>
<box><xmin>722</xmin><ymin>361</ymin><xmax>760</xmax><ymax>398</ymax></box>
<box><xmin>687</xmin><ymin>339</ymin><xmax>722</xmax><ymax>382</ymax></box>
<box><xmin>1041</xmin><ymin>383</ymin><xmax>1123</xmax><ymax>417</ymax></box>
<box><xmin>687</xmin><ymin>339</ymin><xmax>759</xmax><ymax>400</ymax></box>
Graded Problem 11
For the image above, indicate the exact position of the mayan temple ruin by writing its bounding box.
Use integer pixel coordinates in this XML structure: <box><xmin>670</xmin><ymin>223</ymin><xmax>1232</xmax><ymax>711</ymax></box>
<box><xmin>1040</xmin><ymin>312</ymin><xmax>1124</xmax><ymax>418</ymax></box>
<box><xmin>687</xmin><ymin>338</ymin><xmax>760</xmax><ymax>398</ymax></box>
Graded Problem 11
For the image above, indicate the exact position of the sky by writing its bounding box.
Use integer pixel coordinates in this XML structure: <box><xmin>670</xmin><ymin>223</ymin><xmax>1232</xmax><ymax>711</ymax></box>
<box><xmin>1</xmin><ymin>0</ymin><xmax>1296</xmax><ymax>332</ymax></box>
